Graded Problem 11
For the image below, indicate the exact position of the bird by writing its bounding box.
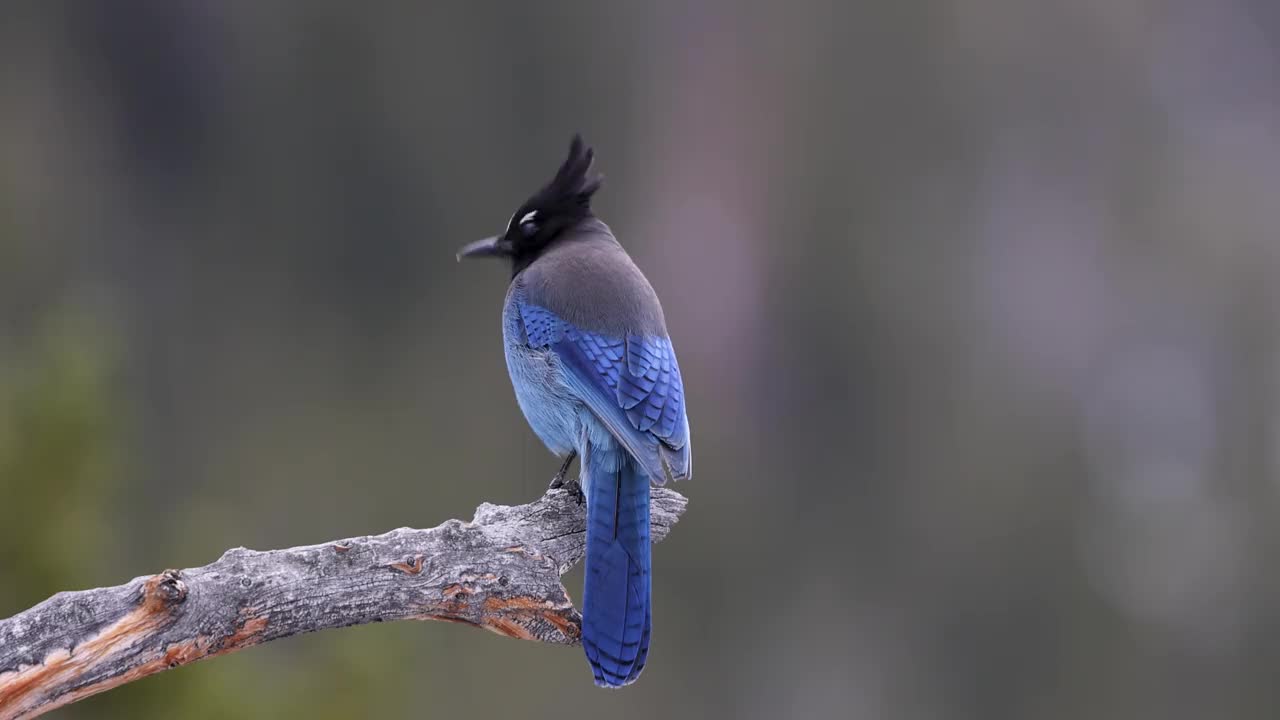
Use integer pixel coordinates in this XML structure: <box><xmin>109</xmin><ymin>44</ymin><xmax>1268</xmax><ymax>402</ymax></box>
<box><xmin>457</xmin><ymin>135</ymin><xmax>691</xmax><ymax>687</ymax></box>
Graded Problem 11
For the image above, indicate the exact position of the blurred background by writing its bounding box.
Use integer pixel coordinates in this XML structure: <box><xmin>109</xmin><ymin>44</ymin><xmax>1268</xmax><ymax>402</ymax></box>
<box><xmin>2</xmin><ymin>1</ymin><xmax>1278</xmax><ymax>718</ymax></box>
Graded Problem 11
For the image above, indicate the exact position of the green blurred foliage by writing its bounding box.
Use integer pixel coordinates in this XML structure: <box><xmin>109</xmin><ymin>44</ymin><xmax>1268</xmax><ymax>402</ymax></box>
<box><xmin>0</xmin><ymin>318</ymin><xmax>443</xmax><ymax>717</ymax></box>
<box><xmin>0</xmin><ymin>315</ymin><xmax>116</xmax><ymax>614</ymax></box>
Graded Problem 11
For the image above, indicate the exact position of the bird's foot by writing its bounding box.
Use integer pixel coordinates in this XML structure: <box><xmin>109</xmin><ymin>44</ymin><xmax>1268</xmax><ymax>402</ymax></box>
<box><xmin>557</xmin><ymin>478</ymin><xmax>586</xmax><ymax>506</ymax></box>
<box><xmin>548</xmin><ymin>450</ymin><xmax>577</xmax><ymax>490</ymax></box>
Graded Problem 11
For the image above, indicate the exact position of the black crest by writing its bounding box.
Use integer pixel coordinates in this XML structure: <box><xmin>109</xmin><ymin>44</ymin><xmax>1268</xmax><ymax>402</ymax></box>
<box><xmin>530</xmin><ymin>134</ymin><xmax>604</xmax><ymax>212</ymax></box>
<box><xmin>496</xmin><ymin>135</ymin><xmax>607</xmax><ymax>273</ymax></box>
<box><xmin>458</xmin><ymin>135</ymin><xmax>611</xmax><ymax>272</ymax></box>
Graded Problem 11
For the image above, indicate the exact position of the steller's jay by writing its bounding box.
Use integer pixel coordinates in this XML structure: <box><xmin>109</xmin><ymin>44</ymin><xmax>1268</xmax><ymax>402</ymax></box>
<box><xmin>458</xmin><ymin>135</ymin><xmax>691</xmax><ymax>687</ymax></box>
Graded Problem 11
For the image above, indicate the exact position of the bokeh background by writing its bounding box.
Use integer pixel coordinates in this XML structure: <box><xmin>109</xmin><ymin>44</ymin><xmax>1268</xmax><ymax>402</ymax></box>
<box><xmin>3</xmin><ymin>1</ymin><xmax>1279</xmax><ymax>718</ymax></box>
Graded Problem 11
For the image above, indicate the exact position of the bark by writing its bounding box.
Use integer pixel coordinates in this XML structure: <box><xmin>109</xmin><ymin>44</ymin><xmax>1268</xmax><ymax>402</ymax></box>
<box><xmin>0</xmin><ymin>486</ymin><xmax>688</xmax><ymax>719</ymax></box>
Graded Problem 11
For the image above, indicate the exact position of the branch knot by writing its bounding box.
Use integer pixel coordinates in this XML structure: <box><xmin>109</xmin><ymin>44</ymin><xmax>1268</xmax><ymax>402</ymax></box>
<box><xmin>142</xmin><ymin>570</ymin><xmax>187</xmax><ymax>612</ymax></box>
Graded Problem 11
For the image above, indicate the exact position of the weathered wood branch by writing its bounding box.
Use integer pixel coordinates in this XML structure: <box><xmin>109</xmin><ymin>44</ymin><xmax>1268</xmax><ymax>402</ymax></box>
<box><xmin>0</xmin><ymin>486</ymin><xmax>688</xmax><ymax>720</ymax></box>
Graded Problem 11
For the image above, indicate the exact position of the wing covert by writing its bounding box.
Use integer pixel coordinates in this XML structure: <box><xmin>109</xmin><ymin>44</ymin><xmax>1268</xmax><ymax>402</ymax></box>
<box><xmin>517</xmin><ymin>302</ymin><xmax>690</xmax><ymax>482</ymax></box>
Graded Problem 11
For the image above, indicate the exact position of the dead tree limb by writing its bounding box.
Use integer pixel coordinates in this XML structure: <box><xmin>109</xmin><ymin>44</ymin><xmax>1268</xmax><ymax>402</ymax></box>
<box><xmin>0</xmin><ymin>486</ymin><xmax>688</xmax><ymax>719</ymax></box>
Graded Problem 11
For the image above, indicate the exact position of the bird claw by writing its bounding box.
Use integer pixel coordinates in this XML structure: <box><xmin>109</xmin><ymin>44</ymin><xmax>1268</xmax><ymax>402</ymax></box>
<box><xmin>547</xmin><ymin>452</ymin><xmax>584</xmax><ymax>504</ymax></box>
<box><xmin>558</xmin><ymin>479</ymin><xmax>586</xmax><ymax>505</ymax></box>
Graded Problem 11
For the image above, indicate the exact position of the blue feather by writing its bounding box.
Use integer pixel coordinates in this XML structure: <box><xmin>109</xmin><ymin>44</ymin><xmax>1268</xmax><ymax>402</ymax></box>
<box><xmin>503</xmin><ymin>297</ymin><xmax>689</xmax><ymax>686</ymax></box>
<box><xmin>554</xmin><ymin>326</ymin><xmax>690</xmax><ymax>484</ymax></box>
<box><xmin>581</xmin><ymin>447</ymin><xmax>651</xmax><ymax>686</ymax></box>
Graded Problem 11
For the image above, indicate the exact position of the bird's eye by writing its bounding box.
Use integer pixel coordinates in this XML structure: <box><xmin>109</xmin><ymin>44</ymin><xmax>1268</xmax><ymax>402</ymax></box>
<box><xmin>518</xmin><ymin>210</ymin><xmax>539</xmax><ymax>236</ymax></box>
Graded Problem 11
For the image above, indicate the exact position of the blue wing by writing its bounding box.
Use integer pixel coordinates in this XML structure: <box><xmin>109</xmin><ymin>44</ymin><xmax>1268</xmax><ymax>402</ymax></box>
<box><xmin>519</xmin><ymin>303</ymin><xmax>691</xmax><ymax>483</ymax></box>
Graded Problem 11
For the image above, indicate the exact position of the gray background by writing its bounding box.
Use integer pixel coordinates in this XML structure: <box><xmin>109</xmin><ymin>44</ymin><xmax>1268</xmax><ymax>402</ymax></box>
<box><xmin>2</xmin><ymin>1</ymin><xmax>1279</xmax><ymax>718</ymax></box>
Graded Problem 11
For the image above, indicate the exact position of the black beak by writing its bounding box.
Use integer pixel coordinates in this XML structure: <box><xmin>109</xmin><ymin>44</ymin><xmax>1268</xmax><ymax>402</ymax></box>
<box><xmin>456</xmin><ymin>236</ymin><xmax>508</xmax><ymax>261</ymax></box>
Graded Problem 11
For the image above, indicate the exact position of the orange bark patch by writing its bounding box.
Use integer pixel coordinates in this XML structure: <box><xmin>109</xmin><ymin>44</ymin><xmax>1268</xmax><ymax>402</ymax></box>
<box><xmin>541</xmin><ymin>609</ymin><xmax>581</xmax><ymax>640</ymax></box>
<box><xmin>388</xmin><ymin>555</ymin><xmax>425</xmax><ymax>575</ymax></box>
<box><xmin>0</xmin><ymin>579</ymin><xmax>270</xmax><ymax>720</ymax></box>
<box><xmin>441</xmin><ymin>583</ymin><xmax>473</xmax><ymax>599</ymax></box>
<box><xmin>26</xmin><ymin>612</ymin><xmax>269</xmax><ymax>719</ymax></box>
<box><xmin>479</xmin><ymin>596</ymin><xmax>580</xmax><ymax>642</ymax></box>
<box><xmin>222</xmin><ymin>615</ymin><xmax>269</xmax><ymax>650</ymax></box>
<box><xmin>0</xmin><ymin>572</ymin><xmax>186</xmax><ymax>719</ymax></box>
<box><xmin>482</xmin><ymin>617</ymin><xmax>535</xmax><ymax>640</ymax></box>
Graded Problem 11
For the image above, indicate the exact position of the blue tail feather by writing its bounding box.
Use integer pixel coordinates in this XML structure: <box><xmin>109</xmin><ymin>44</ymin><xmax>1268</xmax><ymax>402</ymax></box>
<box><xmin>581</xmin><ymin>446</ymin><xmax>651</xmax><ymax>687</ymax></box>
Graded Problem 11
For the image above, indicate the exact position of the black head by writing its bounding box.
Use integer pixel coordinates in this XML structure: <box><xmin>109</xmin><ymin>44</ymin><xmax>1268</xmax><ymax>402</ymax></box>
<box><xmin>457</xmin><ymin>134</ymin><xmax>604</xmax><ymax>274</ymax></box>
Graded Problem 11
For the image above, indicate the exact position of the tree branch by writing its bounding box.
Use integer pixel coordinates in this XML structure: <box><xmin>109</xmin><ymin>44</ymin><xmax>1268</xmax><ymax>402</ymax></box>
<box><xmin>0</xmin><ymin>486</ymin><xmax>688</xmax><ymax>720</ymax></box>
